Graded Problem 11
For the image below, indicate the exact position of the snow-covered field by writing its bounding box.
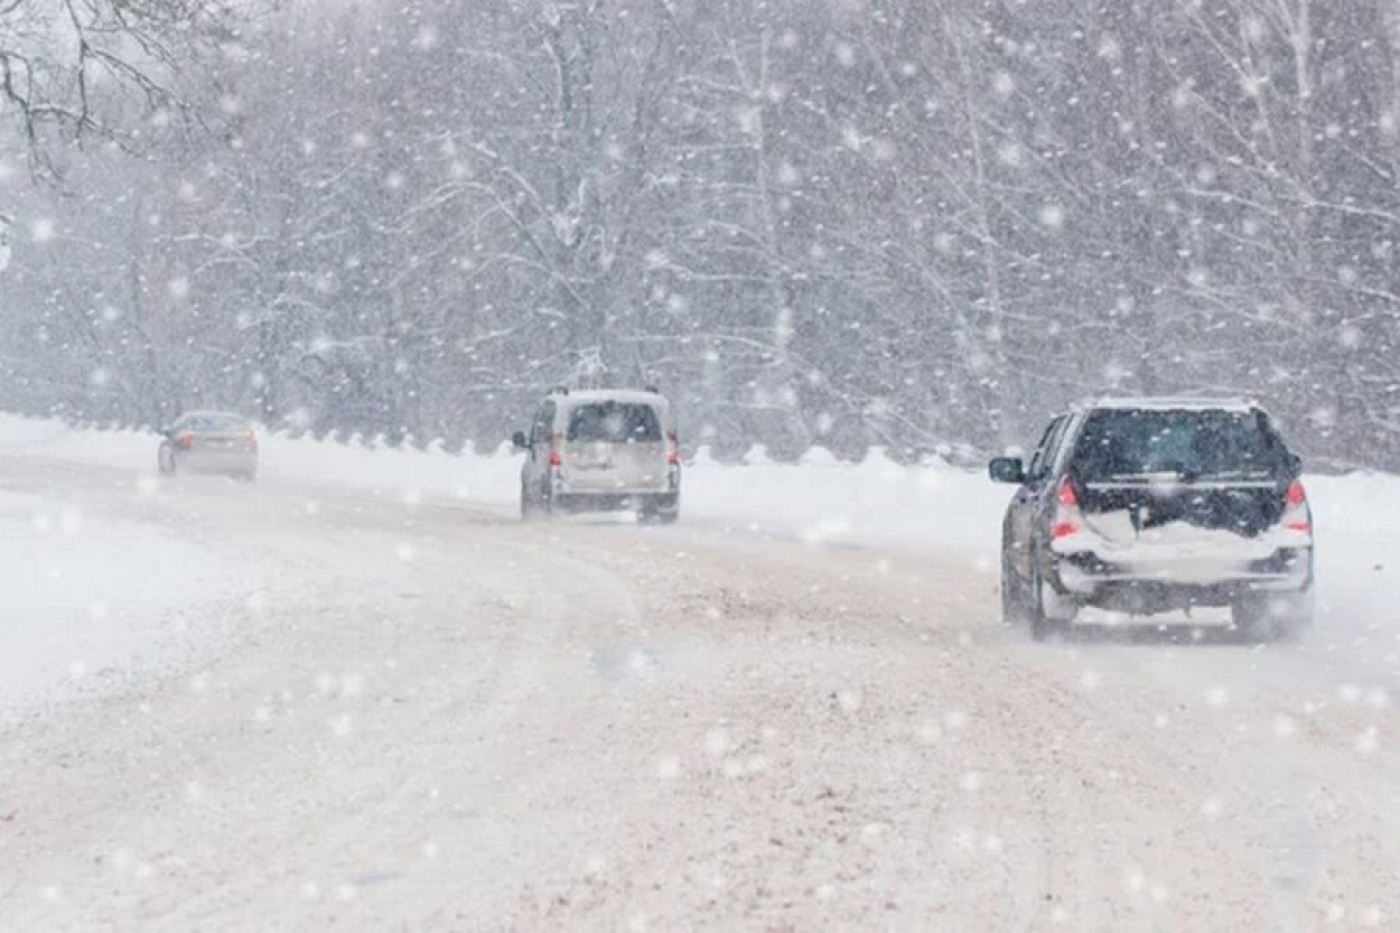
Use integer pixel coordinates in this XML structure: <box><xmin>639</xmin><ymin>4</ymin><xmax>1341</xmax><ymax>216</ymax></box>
<box><xmin>1</xmin><ymin>414</ymin><xmax>1398</xmax><ymax>929</ymax></box>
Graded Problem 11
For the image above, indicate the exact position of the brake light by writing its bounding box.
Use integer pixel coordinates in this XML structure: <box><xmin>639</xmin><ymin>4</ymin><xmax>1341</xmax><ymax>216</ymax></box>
<box><xmin>1057</xmin><ymin>480</ymin><xmax>1079</xmax><ymax>509</ymax></box>
<box><xmin>1283</xmin><ymin>479</ymin><xmax>1311</xmax><ymax>535</ymax></box>
<box><xmin>1052</xmin><ymin>478</ymin><xmax>1081</xmax><ymax>540</ymax></box>
<box><xmin>176</xmin><ymin>431</ymin><xmax>195</xmax><ymax>449</ymax></box>
<box><xmin>667</xmin><ymin>451</ymin><xmax>681</xmax><ymax>466</ymax></box>
<box><xmin>667</xmin><ymin>429</ymin><xmax>680</xmax><ymax>466</ymax></box>
<box><xmin>549</xmin><ymin>449</ymin><xmax>562</xmax><ymax>467</ymax></box>
<box><xmin>245</xmin><ymin>430</ymin><xmax>258</xmax><ymax>449</ymax></box>
<box><xmin>1285</xmin><ymin>479</ymin><xmax>1306</xmax><ymax>508</ymax></box>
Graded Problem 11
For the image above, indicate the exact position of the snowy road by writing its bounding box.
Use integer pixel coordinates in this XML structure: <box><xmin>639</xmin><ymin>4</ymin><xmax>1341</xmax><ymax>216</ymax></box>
<box><xmin>2</xmin><ymin>452</ymin><xmax>1398</xmax><ymax>930</ymax></box>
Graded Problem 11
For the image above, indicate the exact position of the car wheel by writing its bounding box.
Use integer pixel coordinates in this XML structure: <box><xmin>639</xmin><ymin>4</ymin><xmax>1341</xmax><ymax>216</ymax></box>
<box><xmin>1029</xmin><ymin>555</ymin><xmax>1074</xmax><ymax>642</ymax></box>
<box><xmin>521</xmin><ymin>482</ymin><xmax>554</xmax><ymax>521</ymax></box>
<box><xmin>1000</xmin><ymin>553</ymin><xmax>1027</xmax><ymax>626</ymax></box>
<box><xmin>1230</xmin><ymin>597</ymin><xmax>1271</xmax><ymax>643</ymax></box>
<box><xmin>638</xmin><ymin>497</ymin><xmax>679</xmax><ymax>525</ymax></box>
<box><xmin>158</xmin><ymin>445</ymin><xmax>176</xmax><ymax>476</ymax></box>
<box><xmin>1273</xmin><ymin>589</ymin><xmax>1315</xmax><ymax>642</ymax></box>
<box><xmin>1232</xmin><ymin>590</ymin><xmax>1313</xmax><ymax>643</ymax></box>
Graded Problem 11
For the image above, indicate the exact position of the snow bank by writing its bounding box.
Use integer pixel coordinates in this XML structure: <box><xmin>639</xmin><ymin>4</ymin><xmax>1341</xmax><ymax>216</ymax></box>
<box><xmin>685</xmin><ymin>445</ymin><xmax>1000</xmax><ymax>557</ymax></box>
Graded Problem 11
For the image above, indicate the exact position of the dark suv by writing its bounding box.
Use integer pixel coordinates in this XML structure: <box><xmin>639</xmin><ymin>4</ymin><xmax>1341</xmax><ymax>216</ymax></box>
<box><xmin>989</xmin><ymin>399</ymin><xmax>1314</xmax><ymax>641</ymax></box>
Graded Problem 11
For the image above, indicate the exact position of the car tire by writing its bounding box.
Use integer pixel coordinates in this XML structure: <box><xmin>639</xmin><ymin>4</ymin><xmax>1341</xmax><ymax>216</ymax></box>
<box><xmin>1029</xmin><ymin>554</ymin><xmax>1074</xmax><ymax>642</ymax></box>
<box><xmin>1273</xmin><ymin>589</ymin><xmax>1315</xmax><ymax>642</ymax></box>
<box><xmin>158</xmin><ymin>445</ymin><xmax>177</xmax><ymax>476</ymax></box>
<box><xmin>521</xmin><ymin>482</ymin><xmax>554</xmax><ymax>522</ymax></box>
<box><xmin>1232</xmin><ymin>589</ymin><xmax>1313</xmax><ymax>643</ymax></box>
<box><xmin>644</xmin><ymin>507</ymin><xmax>679</xmax><ymax>525</ymax></box>
<box><xmin>1000</xmin><ymin>547</ymin><xmax>1030</xmax><ymax>626</ymax></box>
<box><xmin>639</xmin><ymin>497</ymin><xmax>679</xmax><ymax>525</ymax></box>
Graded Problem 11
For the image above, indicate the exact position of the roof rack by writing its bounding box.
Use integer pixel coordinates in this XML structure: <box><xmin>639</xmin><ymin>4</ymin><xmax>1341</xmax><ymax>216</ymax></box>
<box><xmin>1081</xmin><ymin>395</ymin><xmax>1258</xmax><ymax>412</ymax></box>
<box><xmin>547</xmin><ymin>385</ymin><xmax>570</xmax><ymax>396</ymax></box>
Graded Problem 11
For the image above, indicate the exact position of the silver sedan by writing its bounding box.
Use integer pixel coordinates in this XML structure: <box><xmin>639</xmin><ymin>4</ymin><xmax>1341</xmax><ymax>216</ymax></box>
<box><xmin>157</xmin><ymin>411</ymin><xmax>259</xmax><ymax>480</ymax></box>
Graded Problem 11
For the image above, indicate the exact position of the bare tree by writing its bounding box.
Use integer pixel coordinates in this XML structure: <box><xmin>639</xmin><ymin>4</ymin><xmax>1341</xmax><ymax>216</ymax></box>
<box><xmin>1</xmin><ymin>0</ymin><xmax>247</xmax><ymax>168</ymax></box>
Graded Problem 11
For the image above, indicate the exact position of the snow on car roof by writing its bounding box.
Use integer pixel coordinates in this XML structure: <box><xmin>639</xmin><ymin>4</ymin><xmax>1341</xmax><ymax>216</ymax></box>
<box><xmin>183</xmin><ymin>409</ymin><xmax>249</xmax><ymax>418</ymax></box>
<box><xmin>549</xmin><ymin>388</ymin><xmax>670</xmax><ymax>408</ymax></box>
<box><xmin>1081</xmin><ymin>396</ymin><xmax>1259</xmax><ymax>412</ymax></box>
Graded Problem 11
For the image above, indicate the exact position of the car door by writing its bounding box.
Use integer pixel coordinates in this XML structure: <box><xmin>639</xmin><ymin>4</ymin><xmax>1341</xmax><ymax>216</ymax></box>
<box><xmin>161</xmin><ymin>415</ymin><xmax>189</xmax><ymax>470</ymax></box>
<box><xmin>524</xmin><ymin>401</ymin><xmax>555</xmax><ymax>489</ymax></box>
<box><xmin>1006</xmin><ymin>415</ymin><xmax>1070</xmax><ymax>578</ymax></box>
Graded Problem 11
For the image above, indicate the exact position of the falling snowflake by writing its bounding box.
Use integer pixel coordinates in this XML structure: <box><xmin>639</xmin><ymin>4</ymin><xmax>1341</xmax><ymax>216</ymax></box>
<box><xmin>414</xmin><ymin>26</ymin><xmax>440</xmax><ymax>50</ymax></box>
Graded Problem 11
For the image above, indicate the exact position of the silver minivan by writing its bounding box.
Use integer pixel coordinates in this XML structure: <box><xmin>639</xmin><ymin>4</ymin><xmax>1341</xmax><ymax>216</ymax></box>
<box><xmin>513</xmin><ymin>388</ymin><xmax>680</xmax><ymax>523</ymax></box>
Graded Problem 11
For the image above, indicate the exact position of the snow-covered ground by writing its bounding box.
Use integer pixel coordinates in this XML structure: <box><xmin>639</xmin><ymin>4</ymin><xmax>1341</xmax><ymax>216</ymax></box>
<box><xmin>3</xmin><ymin>411</ymin><xmax>1399</xmax><ymax>707</ymax></box>
<box><xmin>0</xmin><ymin>488</ymin><xmax>237</xmax><ymax>718</ymax></box>
<box><xmin>0</xmin><ymin>415</ymin><xmax>999</xmax><ymax>550</ymax></box>
<box><xmin>1</xmin><ymin>414</ymin><xmax>1397</xmax><ymax>929</ymax></box>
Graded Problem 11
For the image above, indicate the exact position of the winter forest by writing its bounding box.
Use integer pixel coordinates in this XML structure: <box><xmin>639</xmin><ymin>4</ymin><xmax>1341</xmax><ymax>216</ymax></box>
<box><xmin>2</xmin><ymin>0</ymin><xmax>1398</xmax><ymax>468</ymax></box>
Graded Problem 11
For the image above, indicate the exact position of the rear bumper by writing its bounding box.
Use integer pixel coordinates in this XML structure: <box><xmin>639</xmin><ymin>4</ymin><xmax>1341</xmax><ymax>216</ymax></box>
<box><xmin>181</xmin><ymin>450</ymin><xmax>258</xmax><ymax>474</ymax></box>
<box><xmin>553</xmin><ymin>465</ymin><xmax>679</xmax><ymax>499</ymax></box>
<box><xmin>1051</xmin><ymin>547</ymin><xmax>1312</xmax><ymax>611</ymax></box>
<box><xmin>555</xmin><ymin>491</ymin><xmax>678</xmax><ymax>514</ymax></box>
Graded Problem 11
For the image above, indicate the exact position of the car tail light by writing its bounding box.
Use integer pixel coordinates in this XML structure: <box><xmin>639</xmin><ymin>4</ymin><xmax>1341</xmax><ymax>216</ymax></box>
<box><xmin>549</xmin><ymin>449</ymin><xmax>563</xmax><ymax>467</ymax></box>
<box><xmin>1052</xmin><ymin>478</ymin><xmax>1081</xmax><ymax>540</ymax></box>
<box><xmin>667</xmin><ymin>430</ymin><xmax>680</xmax><ymax>466</ymax></box>
<box><xmin>1057</xmin><ymin>480</ymin><xmax>1079</xmax><ymax>509</ymax></box>
<box><xmin>1283</xmin><ymin>479</ymin><xmax>1311</xmax><ymax>535</ymax></box>
<box><xmin>176</xmin><ymin>431</ymin><xmax>196</xmax><ymax>449</ymax></box>
<box><xmin>1285</xmin><ymin>479</ymin><xmax>1306</xmax><ymax>508</ymax></box>
<box><xmin>245</xmin><ymin>430</ymin><xmax>258</xmax><ymax>449</ymax></box>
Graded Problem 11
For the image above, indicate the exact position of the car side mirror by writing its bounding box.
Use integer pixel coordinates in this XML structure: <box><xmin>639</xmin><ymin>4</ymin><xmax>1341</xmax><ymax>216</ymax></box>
<box><xmin>158</xmin><ymin>426</ymin><xmax>173</xmax><ymax>438</ymax></box>
<box><xmin>988</xmin><ymin>457</ymin><xmax>1026</xmax><ymax>485</ymax></box>
<box><xmin>511</xmin><ymin>431</ymin><xmax>529</xmax><ymax>451</ymax></box>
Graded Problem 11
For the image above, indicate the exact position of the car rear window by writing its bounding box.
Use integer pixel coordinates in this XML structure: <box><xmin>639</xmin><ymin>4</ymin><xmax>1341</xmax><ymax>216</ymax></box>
<box><xmin>1071</xmin><ymin>409</ymin><xmax>1284</xmax><ymax>482</ymax></box>
<box><xmin>566</xmin><ymin>403</ymin><xmax>662</xmax><ymax>443</ymax></box>
<box><xmin>184</xmin><ymin>414</ymin><xmax>250</xmax><ymax>432</ymax></box>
